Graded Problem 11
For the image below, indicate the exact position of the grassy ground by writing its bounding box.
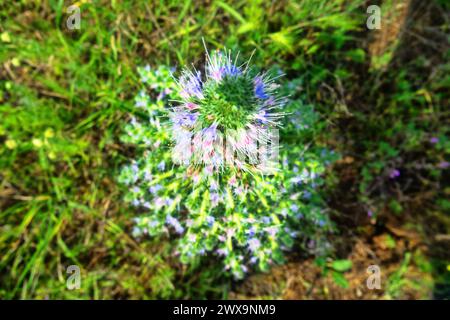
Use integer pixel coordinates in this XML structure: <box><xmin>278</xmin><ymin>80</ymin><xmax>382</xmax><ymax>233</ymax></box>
<box><xmin>0</xmin><ymin>0</ymin><xmax>449</xmax><ymax>299</ymax></box>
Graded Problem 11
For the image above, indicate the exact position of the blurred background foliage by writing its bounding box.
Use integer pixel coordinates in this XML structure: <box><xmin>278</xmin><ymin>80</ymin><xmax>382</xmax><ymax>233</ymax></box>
<box><xmin>0</xmin><ymin>0</ymin><xmax>448</xmax><ymax>299</ymax></box>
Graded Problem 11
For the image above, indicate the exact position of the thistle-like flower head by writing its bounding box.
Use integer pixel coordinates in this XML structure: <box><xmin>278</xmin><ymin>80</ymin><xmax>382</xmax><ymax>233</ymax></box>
<box><xmin>170</xmin><ymin>47</ymin><xmax>285</xmax><ymax>175</ymax></box>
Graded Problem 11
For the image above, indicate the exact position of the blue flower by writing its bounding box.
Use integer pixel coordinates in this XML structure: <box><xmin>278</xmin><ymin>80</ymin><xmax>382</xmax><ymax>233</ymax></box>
<box><xmin>206</xmin><ymin>216</ymin><xmax>215</xmax><ymax>226</ymax></box>
<box><xmin>179</xmin><ymin>70</ymin><xmax>203</xmax><ymax>99</ymax></box>
<box><xmin>246</xmin><ymin>226</ymin><xmax>256</xmax><ymax>237</ymax></box>
<box><xmin>291</xmin><ymin>176</ymin><xmax>303</xmax><ymax>185</ymax></box>
<box><xmin>166</xmin><ymin>215</ymin><xmax>184</xmax><ymax>234</ymax></box>
<box><xmin>135</xmin><ymin>99</ymin><xmax>147</xmax><ymax>108</ymax></box>
<box><xmin>143</xmin><ymin>201</ymin><xmax>151</xmax><ymax>208</ymax></box>
<box><xmin>132</xmin><ymin>226</ymin><xmax>142</xmax><ymax>238</ymax></box>
<box><xmin>302</xmin><ymin>191</ymin><xmax>311</xmax><ymax>199</ymax></box>
<box><xmin>132</xmin><ymin>186</ymin><xmax>140</xmax><ymax>193</ymax></box>
<box><xmin>261</xmin><ymin>216</ymin><xmax>271</xmax><ymax>224</ymax></box>
<box><xmin>149</xmin><ymin>184</ymin><xmax>163</xmax><ymax>194</ymax></box>
<box><xmin>254</xmin><ymin>76</ymin><xmax>268</xmax><ymax>99</ymax></box>
<box><xmin>165</xmin><ymin>197</ymin><xmax>174</xmax><ymax>207</ymax></box>
<box><xmin>157</xmin><ymin>161</ymin><xmax>166</xmax><ymax>171</ymax></box>
<box><xmin>250</xmin><ymin>256</ymin><xmax>258</xmax><ymax>264</ymax></box>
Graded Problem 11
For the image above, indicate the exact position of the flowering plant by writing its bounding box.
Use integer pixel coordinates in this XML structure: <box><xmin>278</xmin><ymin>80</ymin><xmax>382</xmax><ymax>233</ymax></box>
<box><xmin>119</xmin><ymin>49</ymin><xmax>337</xmax><ymax>279</ymax></box>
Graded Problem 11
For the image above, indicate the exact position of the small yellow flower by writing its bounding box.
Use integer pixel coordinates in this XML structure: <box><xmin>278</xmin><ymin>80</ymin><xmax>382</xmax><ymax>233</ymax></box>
<box><xmin>32</xmin><ymin>138</ymin><xmax>43</xmax><ymax>148</ymax></box>
<box><xmin>48</xmin><ymin>151</ymin><xmax>57</xmax><ymax>160</ymax></box>
<box><xmin>11</xmin><ymin>57</ymin><xmax>20</xmax><ymax>67</ymax></box>
<box><xmin>5</xmin><ymin>139</ymin><xmax>17</xmax><ymax>149</ymax></box>
<box><xmin>44</xmin><ymin>128</ymin><xmax>55</xmax><ymax>138</ymax></box>
<box><xmin>1</xmin><ymin>32</ymin><xmax>11</xmax><ymax>43</ymax></box>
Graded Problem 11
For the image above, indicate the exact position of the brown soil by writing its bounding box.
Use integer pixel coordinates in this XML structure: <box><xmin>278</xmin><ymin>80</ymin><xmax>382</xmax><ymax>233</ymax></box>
<box><xmin>230</xmin><ymin>216</ymin><xmax>433</xmax><ymax>299</ymax></box>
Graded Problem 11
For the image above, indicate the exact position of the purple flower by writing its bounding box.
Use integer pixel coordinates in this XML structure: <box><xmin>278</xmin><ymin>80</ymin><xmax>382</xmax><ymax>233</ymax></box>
<box><xmin>429</xmin><ymin>137</ymin><xmax>439</xmax><ymax>144</ymax></box>
<box><xmin>367</xmin><ymin>209</ymin><xmax>373</xmax><ymax>218</ymax></box>
<box><xmin>234</xmin><ymin>186</ymin><xmax>244</xmax><ymax>195</ymax></box>
<box><xmin>216</xmin><ymin>248</ymin><xmax>228</xmax><ymax>256</ymax></box>
<box><xmin>290</xmin><ymin>204</ymin><xmax>299</xmax><ymax>212</ymax></box>
<box><xmin>202</xmin><ymin>123</ymin><xmax>218</xmax><ymax>141</ymax></box>
<box><xmin>171</xmin><ymin>111</ymin><xmax>198</xmax><ymax>128</ymax></box>
<box><xmin>389</xmin><ymin>169</ymin><xmax>400</xmax><ymax>179</ymax></box>
<box><xmin>265</xmin><ymin>226</ymin><xmax>278</xmax><ymax>237</ymax></box>
<box><xmin>209</xmin><ymin>179</ymin><xmax>219</xmax><ymax>191</ymax></box>
<box><xmin>165</xmin><ymin>198</ymin><xmax>174</xmax><ymax>206</ymax></box>
<box><xmin>169</xmin><ymin>47</ymin><xmax>287</xmax><ymax>178</ymax></box>
<box><xmin>438</xmin><ymin>161</ymin><xmax>449</xmax><ymax>169</ymax></box>
<box><xmin>154</xmin><ymin>197</ymin><xmax>165</xmax><ymax>208</ymax></box>
<box><xmin>248</xmin><ymin>238</ymin><xmax>261</xmax><ymax>252</ymax></box>
<box><xmin>210</xmin><ymin>192</ymin><xmax>220</xmax><ymax>207</ymax></box>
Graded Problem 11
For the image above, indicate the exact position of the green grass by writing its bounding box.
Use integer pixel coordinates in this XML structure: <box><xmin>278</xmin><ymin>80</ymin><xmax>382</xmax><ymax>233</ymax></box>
<box><xmin>0</xmin><ymin>0</ymin><xmax>448</xmax><ymax>299</ymax></box>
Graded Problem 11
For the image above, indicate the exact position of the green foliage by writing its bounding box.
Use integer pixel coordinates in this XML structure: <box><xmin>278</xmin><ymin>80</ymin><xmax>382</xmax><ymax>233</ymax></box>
<box><xmin>0</xmin><ymin>0</ymin><xmax>447</xmax><ymax>299</ymax></box>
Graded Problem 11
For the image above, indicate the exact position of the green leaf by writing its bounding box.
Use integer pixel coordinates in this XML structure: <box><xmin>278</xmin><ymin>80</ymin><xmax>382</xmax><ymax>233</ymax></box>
<box><xmin>216</xmin><ymin>1</ymin><xmax>246</xmax><ymax>24</ymax></box>
<box><xmin>331</xmin><ymin>259</ymin><xmax>352</xmax><ymax>272</ymax></box>
<box><xmin>332</xmin><ymin>271</ymin><xmax>349</xmax><ymax>288</ymax></box>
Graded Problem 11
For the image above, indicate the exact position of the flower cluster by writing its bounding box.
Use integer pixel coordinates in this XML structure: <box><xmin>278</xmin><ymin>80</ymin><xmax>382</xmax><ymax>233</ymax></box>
<box><xmin>169</xmin><ymin>49</ymin><xmax>285</xmax><ymax>175</ymax></box>
<box><xmin>119</xmin><ymin>52</ymin><xmax>337</xmax><ymax>279</ymax></box>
